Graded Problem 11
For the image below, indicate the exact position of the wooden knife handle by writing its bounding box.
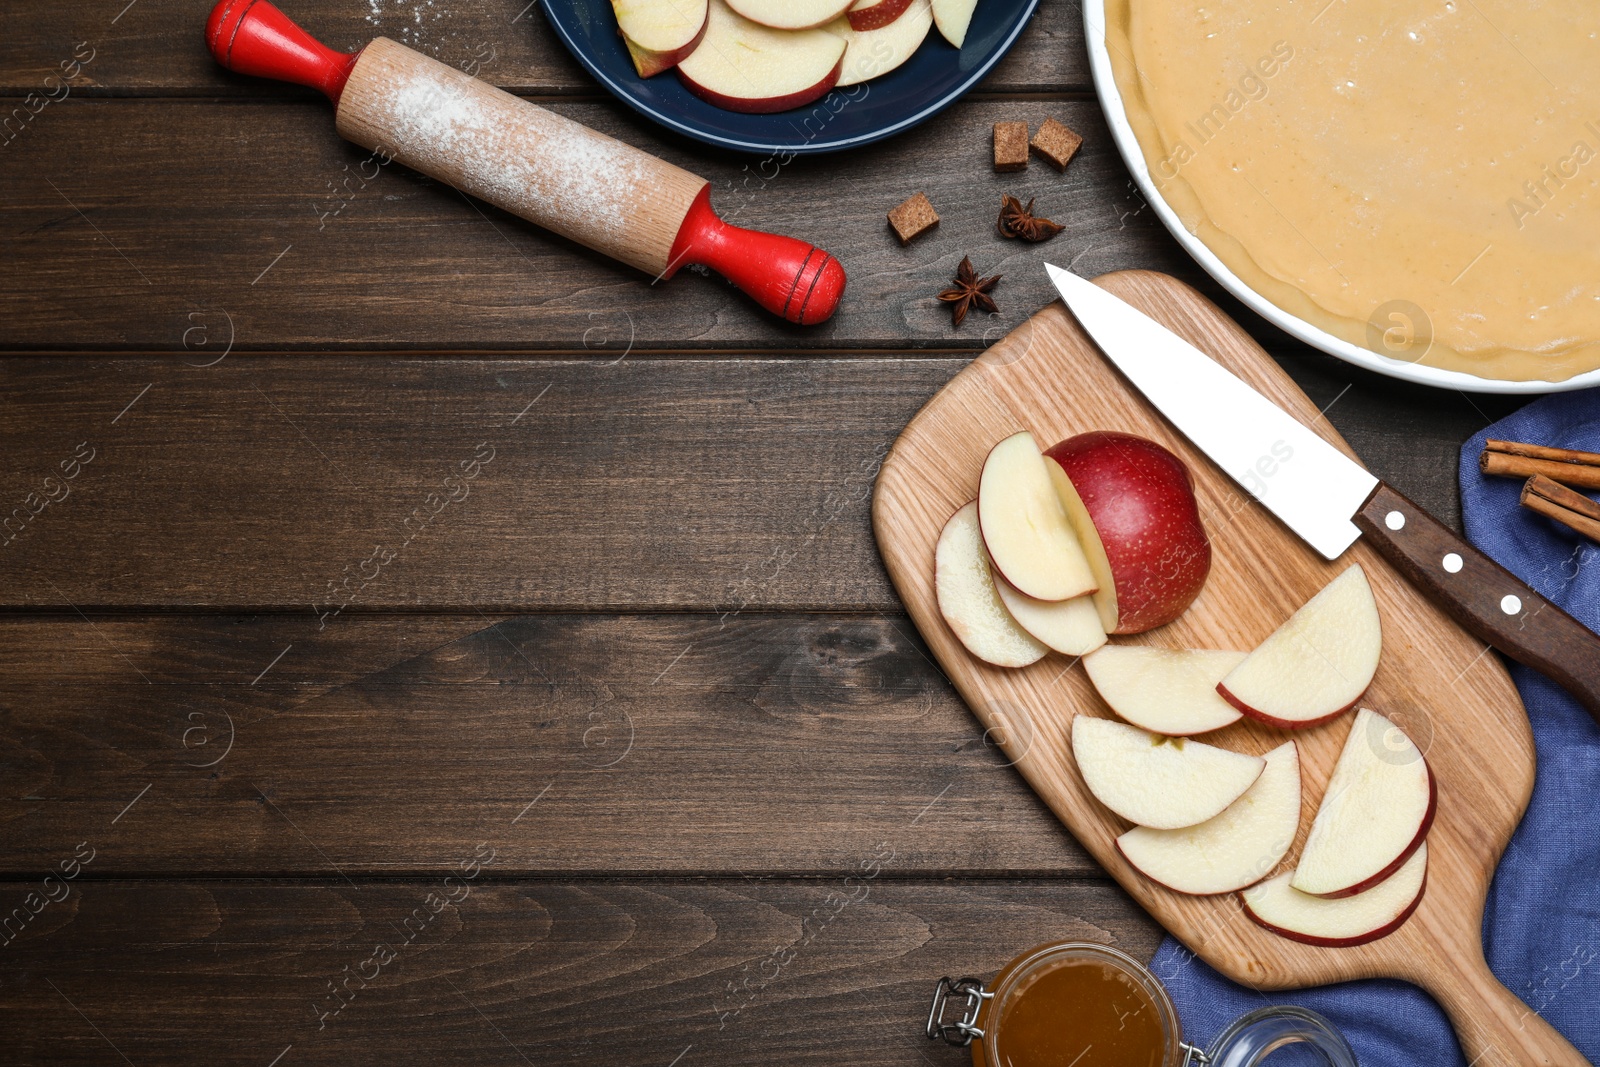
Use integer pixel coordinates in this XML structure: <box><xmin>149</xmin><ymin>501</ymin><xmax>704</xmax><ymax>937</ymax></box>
<box><xmin>1354</xmin><ymin>483</ymin><xmax>1600</xmax><ymax>723</ymax></box>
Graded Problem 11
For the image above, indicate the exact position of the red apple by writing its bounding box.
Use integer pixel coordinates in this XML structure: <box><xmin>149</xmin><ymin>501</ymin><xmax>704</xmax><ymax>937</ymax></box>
<box><xmin>677</xmin><ymin>0</ymin><xmax>845</xmax><ymax>114</ymax></box>
<box><xmin>613</xmin><ymin>0</ymin><xmax>709</xmax><ymax>77</ymax></box>
<box><xmin>1045</xmin><ymin>432</ymin><xmax>1210</xmax><ymax>634</ymax></box>
<box><xmin>1242</xmin><ymin>844</ymin><xmax>1428</xmax><ymax>947</ymax></box>
<box><xmin>847</xmin><ymin>0</ymin><xmax>915</xmax><ymax>30</ymax></box>
<box><xmin>726</xmin><ymin>0</ymin><xmax>853</xmax><ymax>29</ymax></box>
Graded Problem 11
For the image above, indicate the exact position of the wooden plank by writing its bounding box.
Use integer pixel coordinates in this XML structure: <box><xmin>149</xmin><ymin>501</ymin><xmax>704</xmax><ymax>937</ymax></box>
<box><xmin>0</xmin><ymin>0</ymin><xmax>1088</xmax><ymax>97</ymax></box>
<box><xmin>0</xmin><ymin>878</ymin><xmax>1159</xmax><ymax>1066</ymax></box>
<box><xmin>0</xmin><ymin>98</ymin><xmax>1186</xmax><ymax>352</ymax></box>
<box><xmin>0</xmin><ymin>612</ymin><xmax>1101</xmax><ymax>876</ymax></box>
<box><xmin>0</xmin><ymin>357</ymin><xmax>943</xmax><ymax>611</ymax></box>
<box><xmin>0</xmin><ymin>357</ymin><xmax>1500</xmax><ymax>613</ymax></box>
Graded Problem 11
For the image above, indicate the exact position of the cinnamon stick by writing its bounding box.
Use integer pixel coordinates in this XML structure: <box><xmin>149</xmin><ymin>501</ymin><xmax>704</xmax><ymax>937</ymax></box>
<box><xmin>1486</xmin><ymin>439</ymin><xmax>1600</xmax><ymax>467</ymax></box>
<box><xmin>1481</xmin><ymin>451</ymin><xmax>1600</xmax><ymax>491</ymax></box>
<box><xmin>1521</xmin><ymin>475</ymin><xmax>1600</xmax><ymax>544</ymax></box>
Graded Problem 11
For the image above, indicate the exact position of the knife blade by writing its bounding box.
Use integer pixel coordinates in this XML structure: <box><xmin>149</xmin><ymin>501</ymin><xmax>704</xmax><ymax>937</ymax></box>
<box><xmin>1045</xmin><ymin>264</ymin><xmax>1377</xmax><ymax>560</ymax></box>
<box><xmin>1045</xmin><ymin>263</ymin><xmax>1600</xmax><ymax>723</ymax></box>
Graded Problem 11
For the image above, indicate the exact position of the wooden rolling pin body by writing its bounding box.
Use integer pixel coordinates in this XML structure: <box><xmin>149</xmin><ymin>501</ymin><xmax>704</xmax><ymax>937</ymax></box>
<box><xmin>204</xmin><ymin>0</ymin><xmax>845</xmax><ymax>324</ymax></box>
<box><xmin>339</xmin><ymin>39</ymin><xmax>702</xmax><ymax>277</ymax></box>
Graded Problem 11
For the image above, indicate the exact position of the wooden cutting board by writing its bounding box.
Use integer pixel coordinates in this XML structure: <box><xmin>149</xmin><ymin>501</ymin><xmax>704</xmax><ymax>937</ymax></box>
<box><xmin>873</xmin><ymin>271</ymin><xmax>1587</xmax><ymax>1066</ymax></box>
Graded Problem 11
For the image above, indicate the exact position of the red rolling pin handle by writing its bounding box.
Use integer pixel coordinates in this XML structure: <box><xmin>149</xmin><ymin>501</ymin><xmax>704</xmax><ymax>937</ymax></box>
<box><xmin>206</xmin><ymin>0</ymin><xmax>359</xmax><ymax>102</ymax></box>
<box><xmin>205</xmin><ymin>0</ymin><xmax>846</xmax><ymax>325</ymax></box>
<box><xmin>667</xmin><ymin>188</ymin><xmax>846</xmax><ymax>326</ymax></box>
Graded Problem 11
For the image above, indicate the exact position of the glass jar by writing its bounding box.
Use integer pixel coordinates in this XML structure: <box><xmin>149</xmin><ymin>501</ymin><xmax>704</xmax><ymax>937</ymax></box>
<box><xmin>925</xmin><ymin>941</ymin><xmax>1356</xmax><ymax>1067</ymax></box>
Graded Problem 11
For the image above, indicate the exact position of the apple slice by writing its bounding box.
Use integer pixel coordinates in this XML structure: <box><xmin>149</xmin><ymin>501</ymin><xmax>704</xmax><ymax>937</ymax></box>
<box><xmin>1071</xmin><ymin>716</ymin><xmax>1265</xmax><ymax>830</ymax></box>
<box><xmin>613</xmin><ymin>0</ymin><xmax>710</xmax><ymax>77</ymax></box>
<box><xmin>826</xmin><ymin>1</ymin><xmax>933</xmax><ymax>87</ymax></box>
<box><xmin>993</xmin><ymin>578</ymin><xmax>1106</xmax><ymax>657</ymax></box>
<box><xmin>1044</xmin><ymin>459</ymin><xmax>1118</xmax><ymax>633</ymax></box>
<box><xmin>678</xmin><ymin>1</ymin><xmax>846</xmax><ymax>114</ymax></box>
<box><xmin>725</xmin><ymin>0</ymin><xmax>853</xmax><ymax>29</ymax></box>
<box><xmin>1243</xmin><ymin>844</ymin><xmax>1428</xmax><ymax>947</ymax></box>
<box><xmin>1291</xmin><ymin>707</ymin><xmax>1436</xmax><ymax>898</ymax></box>
<box><xmin>1045</xmin><ymin>433</ymin><xmax>1211</xmax><ymax>635</ymax></box>
<box><xmin>978</xmin><ymin>431</ymin><xmax>1097</xmax><ymax>603</ymax></box>
<box><xmin>935</xmin><ymin>502</ymin><xmax>1048</xmax><ymax>668</ymax></box>
<box><xmin>1083</xmin><ymin>646</ymin><xmax>1245</xmax><ymax>736</ymax></box>
<box><xmin>1217</xmin><ymin>564</ymin><xmax>1382</xmax><ymax>729</ymax></box>
<box><xmin>931</xmin><ymin>0</ymin><xmax>978</xmax><ymax>47</ymax></box>
<box><xmin>847</xmin><ymin>0</ymin><xmax>914</xmax><ymax>30</ymax></box>
<box><xmin>1117</xmin><ymin>741</ymin><xmax>1301</xmax><ymax>895</ymax></box>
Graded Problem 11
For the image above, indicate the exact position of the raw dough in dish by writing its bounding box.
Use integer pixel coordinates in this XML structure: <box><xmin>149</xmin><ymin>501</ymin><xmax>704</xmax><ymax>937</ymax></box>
<box><xmin>1106</xmin><ymin>0</ymin><xmax>1600</xmax><ymax>382</ymax></box>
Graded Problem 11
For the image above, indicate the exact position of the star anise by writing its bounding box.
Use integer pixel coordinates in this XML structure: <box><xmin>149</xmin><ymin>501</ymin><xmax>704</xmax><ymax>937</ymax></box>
<box><xmin>938</xmin><ymin>257</ymin><xmax>1001</xmax><ymax>327</ymax></box>
<box><xmin>997</xmin><ymin>195</ymin><xmax>1064</xmax><ymax>242</ymax></box>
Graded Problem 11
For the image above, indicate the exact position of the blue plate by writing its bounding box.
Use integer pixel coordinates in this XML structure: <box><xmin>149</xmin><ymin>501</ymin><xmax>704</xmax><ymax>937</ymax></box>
<box><xmin>540</xmin><ymin>0</ymin><xmax>1041</xmax><ymax>155</ymax></box>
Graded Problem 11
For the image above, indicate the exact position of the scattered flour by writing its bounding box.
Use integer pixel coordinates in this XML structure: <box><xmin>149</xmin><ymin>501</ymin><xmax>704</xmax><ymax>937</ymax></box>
<box><xmin>364</xmin><ymin>0</ymin><xmax>449</xmax><ymax>50</ymax></box>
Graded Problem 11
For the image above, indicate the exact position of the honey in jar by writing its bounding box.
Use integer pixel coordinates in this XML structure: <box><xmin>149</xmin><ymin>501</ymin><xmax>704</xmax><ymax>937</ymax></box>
<box><xmin>927</xmin><ymin>941</ymin><xmax>1358</xmax><ymax>1067</ymax></box>
<box><xmin>990</xmin><ymin>953</ymin><xmax>1167</xmax><ymax>1067</ymax></box>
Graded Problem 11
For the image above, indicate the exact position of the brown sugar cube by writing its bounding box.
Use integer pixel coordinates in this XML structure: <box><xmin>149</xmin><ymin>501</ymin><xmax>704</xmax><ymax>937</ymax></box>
<box><xmin>1030</xmin><ymin>117</ymin><xmax>1084</xmax><ymax>172</ymax></box>
<box><xmin>887</xmin><ymin>192</ymin><xmax>940</xmax><ymax>244</ymax></box>
<box><xmin>993</xmin><ymin>121</ymin><xmax>1029</xmax><ymax>172</ymax></box>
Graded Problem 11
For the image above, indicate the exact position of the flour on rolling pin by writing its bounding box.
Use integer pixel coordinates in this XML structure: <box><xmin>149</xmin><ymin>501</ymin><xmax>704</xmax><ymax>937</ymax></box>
<box><xmin>207</xmin><ymin>0</ymin><xmax>844</xmax><ymax>323</ymax></box>
<box><xmin>337</xmin><ymin>39</ymin><xmax>706</xmax><ymax>277</ymax></box>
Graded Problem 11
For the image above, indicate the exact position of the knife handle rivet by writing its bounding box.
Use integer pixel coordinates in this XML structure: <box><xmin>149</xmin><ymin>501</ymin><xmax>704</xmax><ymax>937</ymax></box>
<box><xmin>1442</xmin><ymin>553</ymin><xmax>1463</xmax><ymax>573</ymax></box>
<box><xmin>1501</xmin><ymin>594</ymin><xmax>1523</xmax><ymax>615</ymax></box>
<box><xmin>1385</xmin><ymin>510</ymin><xmax>1406</xmax><ymax>531</ymax></box>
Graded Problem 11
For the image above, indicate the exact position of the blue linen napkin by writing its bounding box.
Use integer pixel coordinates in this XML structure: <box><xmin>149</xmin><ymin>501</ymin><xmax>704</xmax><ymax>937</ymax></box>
<box><xmin>1148</xmin><ymin>388</ymin><xmax>1600</xmax><ymax>1064</ymax></box>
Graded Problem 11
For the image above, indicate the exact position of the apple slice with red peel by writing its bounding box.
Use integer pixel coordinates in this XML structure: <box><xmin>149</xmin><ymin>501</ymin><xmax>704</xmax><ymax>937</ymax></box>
<box><xmin>1045</xmin><ymin>433</ymin><xmax>1210</xmax><ymax>635</ymax></box>
<box><xmin>1117</xmin><ymin>741</ymin><xmax>1301</xmax><ymax>895</ymax></box>
<box><xmin>931</xmin><ymin>0</ymin><xmax>978</xmax><ymax>46</ymax></box>
<box><xmin>725</xmin><ymin>0</ymin><xmax>853</xmax><ymax>29</ymax></box>
<box><xmin>847</xmin><ymin>0</ymin><xmax>914</xmax><ymax>30</ymax></box>
<box><xmin>1291</xmin><ymin>707</ymin><xmax>1436</xmax><ymax>898</ymax></box>
<box><xmin>827</xmin><ymin>0</ymin><xmax>933</xmax><ymax>87</ymax></box>
<box><xmin>678</xmin><ymin>1</ymin><xmax>846</xmax><ymax>113</ymax></box>
<box><xmin>1218</xmin><ymin>564</ymin><xmax>1382</xmax><ymax>729</ymax></box>
<box><xmin>979</xmin><ymin>432</ymin><xmax>1097</xmax><ymax>603</ymax></box>
<box><xmin>993</xmin><ymin>578</ymin><xmax>1106</xmax><ymax>657</ymax></box>
<box><xmin>935</xmin><ymin>502</ymin><xmax>1048</xmax><ymax>668</ymax></box>
<box><xmin>1083</xmin><ymin>646</ymin><xmax>1245</xmax><ymax>736</ymax></box>
<box><xmin>1072</xmin><ymin>717</ymin><xmax>1265</xmax><ymax>830</ymax></box>
<box><xmin>1243</xmin><ymin>843</ymin><xmax>1428</xmax><ymax>947</ymax></box>
<box><xmin>1044</xmin><ymin>459</ymin><xmax>1118</xmax><ymax>633</ymax></box>
<box><xmin>613</xmin><ymin>0</ymin><xmax>709</xmax><ymax>77</ymax></box>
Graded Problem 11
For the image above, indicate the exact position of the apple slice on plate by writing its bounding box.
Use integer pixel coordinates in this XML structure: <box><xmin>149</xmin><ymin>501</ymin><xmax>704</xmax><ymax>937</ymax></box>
<box><xmin>1243</xmin><ymin>843</ymin><xmax>1428</xmax><ymax>947</ymax></box>
<box><xmin>1291</xmin><ymin>707</ymin><xmax>1436</xmax><ymax>897</ymax></box>
<box><xmin>993</xmin><ymin>578</ymin><xmax>1106</xmax><ymax>657</ymax></box>
<box><xmin>1045</xmin><ymin>432</ymin><xmax>1211</xmax><ymax>635</ymax></box>
<box><xmin>725</xmin><ymin>0</ymin><xmax>853</xmax><ymax>29</ymax></box>
<box><xmin>847</xmin><ymin>0</ymin><xmax>914</xmax><ymax>30</ymax></box>
<box><xmin>1117</xmin><ymin>741</ymin><xmax>1300</xmax><ymax>895</ymax></box>
<box><xmin>678</xmin><ymin>0</ymin><xmax>846</xmax><ymax>113</ymax></box>
<box><xmin>1083</xmin><ymin>646</ymin><xmax>1245</xmax><ymax>736</ymax></box>
<box><xmin>930</xmin><ymin>0</ymin><xmax>978</xmax><ymax>47</ymax></box>
<box><xmin>935</xmin><ymin>502</ymin><xmax>1047</xmax><ymax>668</ymax></box>
<box><xmin>826</xmin><ymin>1</ymin><xmax>933</xmax><ymax>87</ymax></box>
<box><xmin>1071</xmin><ymin>717</ymin><xmax>1265</xmax><ymax>830</ymax></box>
<box><xmin>612</xmin><ymin>0</ymin><xmax>709</xmax><ymax>77</ymax></box>
<box><xmin>1218</xmin><ymin>564</ymin><xmax>1382</xmax><ymax>729</ymax></box>
<box><xmin>979</xmin><ymin>431</ymin><xmax>1097</xmax><ymax>603</ymax></box>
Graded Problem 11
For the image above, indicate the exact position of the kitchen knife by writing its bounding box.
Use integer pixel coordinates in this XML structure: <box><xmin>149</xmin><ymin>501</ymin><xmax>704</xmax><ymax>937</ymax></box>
<box><xmin>1046</xmin><ymin>263</ymin><xmax>1600</xmax><ymax>724</ymax></box>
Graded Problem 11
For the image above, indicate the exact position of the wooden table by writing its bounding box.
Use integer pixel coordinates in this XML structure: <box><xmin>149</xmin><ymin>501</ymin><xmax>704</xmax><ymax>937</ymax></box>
<box><xmin>0</xmin><ymin>2</ymin><xmax>1523</xmax><ymax>1063</ymax></box>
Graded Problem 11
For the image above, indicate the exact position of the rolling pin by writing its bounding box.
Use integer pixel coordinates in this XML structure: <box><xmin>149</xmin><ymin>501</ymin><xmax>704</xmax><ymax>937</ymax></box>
<box><xmin>205</xmin><ymin>0</ymin><xmax>846</xmax><ymax>325</ymax></box>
